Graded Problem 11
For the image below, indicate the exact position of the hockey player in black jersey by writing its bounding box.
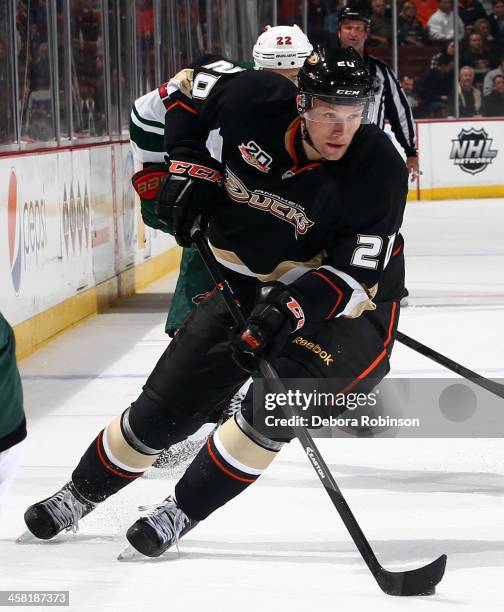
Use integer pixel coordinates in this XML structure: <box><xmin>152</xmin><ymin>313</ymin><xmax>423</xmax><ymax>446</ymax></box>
<box><xmin>22</xmin><ymin>48</ymin><xmax>408</xmax><ymax>556</ymax></box>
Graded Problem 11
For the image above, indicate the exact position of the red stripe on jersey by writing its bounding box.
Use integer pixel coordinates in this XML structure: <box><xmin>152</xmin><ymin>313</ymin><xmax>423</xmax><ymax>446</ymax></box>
<box><xmin>285</xmin><ymin>118</ymin><xmax>320</xmax><ymax>175</ymax></box>
<box><xmin>392</xmin><ymin>245</ymin><xmax>402</xmax><ymax>257</ymax></box>
<box><xmin>339</xmin><ymin>301</ymin><xmax>398</xmax><ymax>394</ymax></box>
<box><xmin>166</xmin><ymin>100</ymin><xmax>198</xmax><ymax>115</ymax></box>
<box><xmin>311</xmin><ymin>270</ymin><xmax>344</xmax><ymax>318</ymax></box>
<box><xmin>287</xmin><ymin>117</ymin><xmax>301</xmax><ymax>166</ymax></box>
<box><xmin>383</xmin><ymin>301</ymin><xmax>398</xmax><ymax>348</ymax></box>
<box><xmin>292</xmin><ymin>163</ymin><xmax>320</xmax><ymax>175</ymax></box>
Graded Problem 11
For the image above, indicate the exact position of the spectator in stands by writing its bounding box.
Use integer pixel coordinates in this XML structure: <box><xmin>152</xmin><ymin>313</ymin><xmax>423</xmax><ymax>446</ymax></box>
<box><xmin>431</xmin><ymin>38</ymin><xmax>455</xmax><ymax>66</ymax></box>
<box><xmin>278</xmin><ymin>0</ymin><xmax>303</xmax><ymax>24</ymax></box>
<box><xmin>93</xmin><ymin>54</ymin><xmax>106</xmax><ymax>135</ymax></box>
<box><xmin>399</xmin><ymin>2</ymin><xmax>427</xmax><ymax>45</ymax></box>
<box><xmin>427</xmin><ymin>0</ymin><xmax>465</xmax><ymax>43</ymax></box>
<box><xmin>401</xmin><ymin>74</ymin><xmax>422</xmax><ymax>113</ymax></box>
<box><xmin>307</xmin><ymin>0</ymin><xmax>328</xmax><ymax>30</ymax></box>
<box><xmin>417</xmin><ymin>51</ymin><xmax>454</xmax><ymax>116</ymax></box>
<box><xmin>449</xmin><ymin>65</ymin><xmax>483</xmax><ymax>115</ymax></box>
<box><xmin>473</xmin><ymin>17</ymin><xmax>500</xmax><ymax>54</ymax></box>
<box><xmin>481</xmin><ymin>72</ymin><xmax>504</xmax><ymax>112</ymax></box>
<box><xmin>323</xmin><ymin>1</ymin><xmax>345</xmax><ymax>34</ymax></box>
<box><xmin>411</xmin><ymin>0</ymin><xmax>440</xmax><ymax>27</ymax></box>
<box><xmin>136</xmin><ymin>0</ymin><xmax>154</xmax><ymax>92</ymax></box>
<box><xmin>461</xmin><ymin>31</ymin><xmax>498</xmax><ymax>86</ymax></box>
<box><xmin>458</xmin><ymin>0</ymin><xmax>488</xmax><ymax>27</ymax></box>
<box><xmin>30</xmin><ymin>41</ymin><xmax>50</xmax><ymax>91</ymax></box>
<box><xmin>308</xmin><ymin>0</ymin><xmax>340</xmax><ymax>48</ymax></box>
<box><xmin>368</xmin><ymin>0</ymin><xmax>392</xmax><ymax>46</ymax></box>
<box><xmin>29</xmin><ymin>22</ymin><xmax>43</xmax><ymax>60</ymax></box>
<box><xmin>483</xmin><ymin>54</ymin><xmax>504</xmax><ymax>91</ymax></box>
<box><xmin>74</xmin><ymin>0</ymin><xmax>100</xmax><ymax>44</ymax></box>
<box><xmin>488</xmin><ymin>0</ymin><xmax>504</xmax><ymax>50</ymax></box>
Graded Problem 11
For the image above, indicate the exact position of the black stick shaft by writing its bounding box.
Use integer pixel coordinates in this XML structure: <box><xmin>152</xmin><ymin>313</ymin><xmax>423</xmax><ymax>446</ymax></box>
<box><xmin>396</xmin><ymin>331</ymin><xmax>504</xmax><ymax>399</ymax></box>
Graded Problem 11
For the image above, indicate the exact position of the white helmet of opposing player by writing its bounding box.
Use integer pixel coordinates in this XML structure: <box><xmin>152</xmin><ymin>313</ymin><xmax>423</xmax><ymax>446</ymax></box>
<box><xmin>253</xmin><ymin>25</ymin><xmax>313</xmax><ymax>70</ymax></box>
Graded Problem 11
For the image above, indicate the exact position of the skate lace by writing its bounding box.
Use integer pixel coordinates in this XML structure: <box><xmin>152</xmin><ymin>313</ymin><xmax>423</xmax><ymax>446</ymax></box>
<box><xmin>222</xmin><ymin>387</ymin><xmax>247</xmax><ymax>423</ymax></box>
<box><xmin>138</xmin><ymin>500</ymin><xmax>189</xmax><ymax>553</ymax></box>
<box><xmin>44</xmin><ymin>489</ymin><xmax>85</xmax><ymax>534</ymax></box>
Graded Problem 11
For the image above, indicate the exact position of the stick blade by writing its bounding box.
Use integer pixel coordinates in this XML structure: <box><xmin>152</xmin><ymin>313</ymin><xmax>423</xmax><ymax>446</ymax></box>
<box><xmin>377</xmin><ymin>554</ymin><xmax>447</xmax><ymax>596</ymax></box>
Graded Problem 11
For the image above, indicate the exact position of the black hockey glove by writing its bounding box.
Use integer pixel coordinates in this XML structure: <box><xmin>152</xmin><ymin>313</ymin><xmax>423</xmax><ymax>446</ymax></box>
<box><xmin>156</xmin><ymin>141</ymin><xmax>224</xmax><ymax>246</ymax></box>
<box><xmin>231</xmin><ymin>283</ymin><xmax>306</xmax><ymax>372</ymax></box>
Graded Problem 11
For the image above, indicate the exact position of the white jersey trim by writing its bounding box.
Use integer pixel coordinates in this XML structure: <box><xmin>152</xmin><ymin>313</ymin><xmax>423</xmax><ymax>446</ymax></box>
<box><xmin>319</xmin><ymin>265</ymin><xmax>372</xmax><ymax>318</ymax></box>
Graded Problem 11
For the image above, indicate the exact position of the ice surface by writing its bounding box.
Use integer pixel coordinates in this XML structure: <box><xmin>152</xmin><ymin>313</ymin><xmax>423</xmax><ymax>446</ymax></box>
<box><xmin>1</xmin><ymin>199</ymin><xmax>503</xmax><ymax>611</ymax></box>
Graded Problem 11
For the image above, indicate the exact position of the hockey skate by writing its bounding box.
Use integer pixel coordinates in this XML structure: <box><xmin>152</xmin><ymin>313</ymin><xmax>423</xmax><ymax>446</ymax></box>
<box><xmin>118</xmin><ymin>496</ymin><xmax>198</xmax><ymax>560</ymax></box>
<box><xmin>18</xmin><ymin>482</ymin><xmax>96</xmax><ymax>542</ymax></box>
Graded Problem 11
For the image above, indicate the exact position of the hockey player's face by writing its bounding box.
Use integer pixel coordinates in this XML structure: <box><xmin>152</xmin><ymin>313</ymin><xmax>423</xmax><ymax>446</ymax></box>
<box><xmin>304</xmin><ymin>99</ymin><xmax>363</xmax><ymax>161</ymax></box>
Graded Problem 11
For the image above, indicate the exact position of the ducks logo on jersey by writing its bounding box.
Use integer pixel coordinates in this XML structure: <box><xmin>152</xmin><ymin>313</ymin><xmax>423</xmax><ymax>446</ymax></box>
<box><xmin>225</xmin><ymin>169</ymin><xmax>314</xmax><ymax>237</ymax></box>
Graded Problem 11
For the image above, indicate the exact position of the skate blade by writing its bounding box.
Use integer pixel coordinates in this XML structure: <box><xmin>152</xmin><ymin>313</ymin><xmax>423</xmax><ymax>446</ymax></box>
<box><xmin>16</xmin><ymin>530</ymin><xmax>38</xmax><ymax>544</ymax></box>
<box><xmin>117</xmin><ymin>544</ymin><xmax>181</xmax><ymax>562</ymax></box>
<box><xmin>117</xmin><ymin>545</ymin><xmax>146</xmax><ymax>562</ymax></box>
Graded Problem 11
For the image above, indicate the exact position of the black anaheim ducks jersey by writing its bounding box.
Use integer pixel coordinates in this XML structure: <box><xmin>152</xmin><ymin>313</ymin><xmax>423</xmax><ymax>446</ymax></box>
<box><xmin>164</xmin><ymin>67</ymin><xmax>407</xmax><ymax>304</ymax></box>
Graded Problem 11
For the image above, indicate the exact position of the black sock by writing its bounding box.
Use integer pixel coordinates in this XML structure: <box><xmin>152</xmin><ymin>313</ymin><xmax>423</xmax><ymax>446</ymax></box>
<box><xmin>71</xmin><ymin>430</ymin><xmax>144</xmax><ymax>503</ymax></box>
<box><xmin>175</xmin><ymin>433</ymin><xmax>261</xmax><ymax>521</ymax></box>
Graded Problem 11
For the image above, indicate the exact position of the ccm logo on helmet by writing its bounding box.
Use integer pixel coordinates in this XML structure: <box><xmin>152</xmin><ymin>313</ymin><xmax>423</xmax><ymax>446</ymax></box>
<box><xmin>335</xmin><ymin>89</ymin><xmax>360</xmax><ymax>95</ymax></box>
<box><xmin>336</xmin><ymin>61</ymin><xmax>355</xmax><ymax>67</ymax></box>
<box><xmin>169</xmin><ymin>161</ymin><xmax>222</xmax><ymax>184</ymax></box>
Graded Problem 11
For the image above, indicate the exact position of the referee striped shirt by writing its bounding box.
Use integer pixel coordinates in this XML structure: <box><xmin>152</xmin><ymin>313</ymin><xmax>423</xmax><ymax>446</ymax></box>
<box><xmin>366</xmin><ymin>53</ymin><xmax>417</xmax><ymax>158</ymax></box>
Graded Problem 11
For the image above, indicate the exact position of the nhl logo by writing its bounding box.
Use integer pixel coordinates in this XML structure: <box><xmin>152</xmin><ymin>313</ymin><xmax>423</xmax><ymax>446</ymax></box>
<box><xmin>449</xmin><ymin>128</ymin><xmax>498</xmax><ymax>175</ymax></box>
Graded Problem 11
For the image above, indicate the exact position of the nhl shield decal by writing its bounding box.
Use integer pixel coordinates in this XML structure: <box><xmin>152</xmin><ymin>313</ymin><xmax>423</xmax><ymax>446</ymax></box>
<box><xmin>449</xmin><ymin>128</ymin><xmax>498</xmax><ymax>175</ymax></box>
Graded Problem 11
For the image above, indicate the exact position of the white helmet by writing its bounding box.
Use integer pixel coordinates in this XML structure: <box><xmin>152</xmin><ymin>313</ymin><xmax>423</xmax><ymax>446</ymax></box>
<box><xmin>253</xmin><ymin>25</ymin><xmax>313</xmax><ymax>70</ymax></box>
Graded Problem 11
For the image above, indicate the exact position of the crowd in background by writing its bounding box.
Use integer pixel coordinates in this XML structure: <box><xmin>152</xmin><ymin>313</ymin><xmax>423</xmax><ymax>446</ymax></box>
<box><xmin>13</xmin><ymin>0</ymin><xmax>110</xmax><ymax>140</ymax></box>
<box><xmin>282</xmin><ymin>0</ymin><xmax>504</xmax><ymax>118</ymax></box>
<box><xmin>1</xmin><ymin>0</ymin><xmax>504</xmax><ymax>147</ymax></box>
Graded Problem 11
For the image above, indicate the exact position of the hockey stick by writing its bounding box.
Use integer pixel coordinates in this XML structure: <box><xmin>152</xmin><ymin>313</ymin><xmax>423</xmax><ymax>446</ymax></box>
<box><xmin>192</xmin><ymin>229</ymin><xmax>446</xmax><ymax>596</ymax></box>
<box><xmin>396</xmin><ymin>331</ymin><xmax>504</xmax><ymax>399</ymax></box>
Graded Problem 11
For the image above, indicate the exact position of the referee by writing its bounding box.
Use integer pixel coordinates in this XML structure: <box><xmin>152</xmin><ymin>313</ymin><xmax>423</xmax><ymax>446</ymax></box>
<box><xmin>338</xmin><ymin>6</ymin><xmax>419</xmax><ymax>181</ymax></box>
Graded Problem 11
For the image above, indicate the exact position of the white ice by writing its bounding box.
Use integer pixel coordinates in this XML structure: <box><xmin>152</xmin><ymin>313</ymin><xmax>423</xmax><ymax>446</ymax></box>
<box><xmin>1</xmin><ymin>199</ymin><xmax>503</xmax><ymax>611</ymax></box>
